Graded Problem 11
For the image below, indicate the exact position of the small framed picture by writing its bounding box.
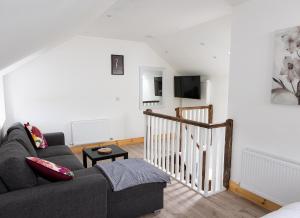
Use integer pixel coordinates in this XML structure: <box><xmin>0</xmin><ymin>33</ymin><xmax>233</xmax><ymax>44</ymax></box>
<box><xmin>111</xmin><ymin>55</ymin><xmax>124</xmax><ymax>75</ymax></box>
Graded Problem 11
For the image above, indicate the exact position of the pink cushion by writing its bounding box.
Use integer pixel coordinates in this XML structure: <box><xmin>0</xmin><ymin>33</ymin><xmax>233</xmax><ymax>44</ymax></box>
<box><xmin>26</xmin><ymin>157</ymin><xmax>74</xmax><ymax>181</ymax></box>
<box><xmin>24</xmin><ymin>123</ymin><xmax>48</xmax><ymax>149</ymax></box>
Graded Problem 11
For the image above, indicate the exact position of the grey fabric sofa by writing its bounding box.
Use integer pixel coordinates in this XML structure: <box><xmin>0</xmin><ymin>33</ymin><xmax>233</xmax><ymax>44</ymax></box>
<box><xmin>0</xmin><ymin>123</ymin><xmax>166</xmax><ymax>218</ymax></box>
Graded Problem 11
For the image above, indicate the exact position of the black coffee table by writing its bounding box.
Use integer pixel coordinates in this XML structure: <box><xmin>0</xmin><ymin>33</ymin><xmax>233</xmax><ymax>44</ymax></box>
<box><xmin>82</xmin><ymin>144</ymin><xmax>128</xmax><ymax>168</ymax></box>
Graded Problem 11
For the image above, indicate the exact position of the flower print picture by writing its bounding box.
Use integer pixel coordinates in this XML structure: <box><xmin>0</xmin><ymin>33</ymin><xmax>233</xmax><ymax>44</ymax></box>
<box><xmin>272</xmin><ymin>26</ymin><xmax>300</xmax><ymax>105</ymax></box>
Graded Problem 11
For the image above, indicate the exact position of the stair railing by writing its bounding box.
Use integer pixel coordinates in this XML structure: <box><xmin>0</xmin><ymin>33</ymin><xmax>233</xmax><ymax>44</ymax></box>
<box><xmin>143</xmin><ymin>108</ymin><xmax>233</xmax><ymax>197</ymax></box>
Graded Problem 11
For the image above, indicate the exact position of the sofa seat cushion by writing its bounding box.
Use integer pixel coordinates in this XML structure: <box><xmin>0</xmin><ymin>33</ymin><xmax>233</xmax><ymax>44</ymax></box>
<box><xmin>45</xmin><ymin>155</ymin><xmax>84</xmax><ymax>171</ymax></box>
<box><xmin>73</xmin><ymin>167</ymin><xmax>103</xmax><ymax>178</ymax></box>
<box><xmin>0</xmin><ymin>141</ymin><xmax>37</xmax><ymax>191</ymax></box>
<box><xmin>37</xmin><ymin>145</ymin><xmax>73</xmax><ymax>158</ymax></box>
<box><xmin>7</xmin><ymin>127</ymin><xmax>37</xmax><ymax>157</ymax></box>
<box><xmin>0</xmin><ymin>179</ymin><xmax>8</xmax><ymax>194</ymax></box>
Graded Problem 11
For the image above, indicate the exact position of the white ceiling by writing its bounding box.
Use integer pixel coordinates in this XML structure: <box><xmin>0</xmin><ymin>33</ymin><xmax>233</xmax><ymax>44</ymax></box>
<box><xmin>147</xmin><ymin>16</ymin><xmax>232</xmax><ymax>75</ymax></box>
<box><xmin>0</xmin><ymin>0</ymin><xmax>248</xmax><ymax>74</ymax></box>
<box><xmin>82</xmin><ymin>0</ymin><xmax>238</xmax><ymax>75</ymax></box>
<box><xmin>83</xmin><ymin>0</ymin><xmax>233</xmax><ymax>41</ymax></box>
<box><xmin>226</xmin><ymin>0</ymin><xmax>249</xmax><ymax>6</ymax></box>
<box><xmin>0</xmin><ymin>0</ymin><xmax>117</xmax><ymax>72</ymax></box>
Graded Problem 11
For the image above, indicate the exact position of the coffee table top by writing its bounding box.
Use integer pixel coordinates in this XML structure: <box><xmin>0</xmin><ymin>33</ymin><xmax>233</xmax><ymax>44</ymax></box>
<box><xmin>83</xmin><ymin>144</ymin><xmax>128</xmax><ymax>161</ymax></box>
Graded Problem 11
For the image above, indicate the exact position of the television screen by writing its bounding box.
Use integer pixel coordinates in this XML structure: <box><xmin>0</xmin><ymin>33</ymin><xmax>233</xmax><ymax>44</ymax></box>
<box><xmin>174</xmin><ymin>76</ymin><xmax>201</xmax><ymax>99</ymax></box>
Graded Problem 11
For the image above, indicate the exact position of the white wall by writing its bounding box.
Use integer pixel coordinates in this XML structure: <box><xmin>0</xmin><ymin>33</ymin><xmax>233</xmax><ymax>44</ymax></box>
<box><xmin>210</xmin><ymin>75</ymin><xmax>229</xmax><ymax>122</ymax></box>
<box><xmin>4</xmin><ymin>36</ymin><xmax>180</xmax><ymax>145</ymax></box>
<box><xmin>179</xmin><ymin>75</ymin><xmax>229</xmax><ymax>123</ymax></box>
<box><xmin>229</xmin><ymin>0</ymin><xmax>300</xmax><ymax>182</ymax></box>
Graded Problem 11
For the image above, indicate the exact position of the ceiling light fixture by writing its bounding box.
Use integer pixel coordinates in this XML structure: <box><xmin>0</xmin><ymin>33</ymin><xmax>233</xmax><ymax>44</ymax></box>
<box><xmin>145</xmin><ymin>35</ymin><xmax>154</xmax><ymax>39</ymax></box>
<box><xmin>106</xmin><ymin>14</ymin><xmax>112</xmax><ymax>18</ymax></box>
<box><xmin>200</xmin><ymin>42</ymin><xmax>205</xmax><ymax>46</ymax></box>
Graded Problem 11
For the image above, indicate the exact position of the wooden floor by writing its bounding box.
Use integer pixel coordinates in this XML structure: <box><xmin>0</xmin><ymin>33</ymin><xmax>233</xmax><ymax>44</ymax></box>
<box><xmin>76</xmin><ymin>144</ymin><xmax>268</xmax><ymax>218</ymax></box>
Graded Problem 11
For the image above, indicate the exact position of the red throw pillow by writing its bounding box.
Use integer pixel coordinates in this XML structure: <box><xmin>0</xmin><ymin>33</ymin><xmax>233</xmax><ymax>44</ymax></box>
<box><xmin>26</xmin><ymin>157</ymin><xmax>74</xmax><ymax>181</ymax></box>
<box><xmin>24</xmin><ymin>123</ymin><xmax>48</xmax><ymax>149</ymax></box>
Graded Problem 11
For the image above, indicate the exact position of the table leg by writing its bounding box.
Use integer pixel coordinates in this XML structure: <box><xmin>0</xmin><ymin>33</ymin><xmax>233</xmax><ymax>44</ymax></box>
<box><xmin>92</xmin><ymin>160</ymin><xmax>97</xmax><ymax>166</ymax></box>
<box><xmin>112</xmin><ymin>157</ymin><xmax>116</xmax><ymax>162</ymax></box>
<box><xmin>83</xmin><ymin>151</ymin><xmax>87</xmax><ymax>168</ymax></box>
<box><xmin>124</xmin><ymin>153</ymin><xmax>128</xmax><ymax>159</ymax></box>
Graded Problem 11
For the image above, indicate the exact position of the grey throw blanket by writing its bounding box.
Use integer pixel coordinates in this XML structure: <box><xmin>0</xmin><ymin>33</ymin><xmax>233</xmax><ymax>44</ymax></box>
<box><xmin>96</xmin><ymin>159</ymin><xmax>170</xmax><ymax>191</ymax></box>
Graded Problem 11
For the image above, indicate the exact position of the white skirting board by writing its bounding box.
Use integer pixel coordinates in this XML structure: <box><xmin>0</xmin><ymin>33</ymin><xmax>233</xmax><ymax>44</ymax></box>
<box><xmin>241</xmin><ymin>148</ymin><xmax>300</xmax><ymax>205</ymax></box>
<box><xmin>70</xmin><ymin>119</ymin><xmax>111</xmax><ymax>145</ymax></box>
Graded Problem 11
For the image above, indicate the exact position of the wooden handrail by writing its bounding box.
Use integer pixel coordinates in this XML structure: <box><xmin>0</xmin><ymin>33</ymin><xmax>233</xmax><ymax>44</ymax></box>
<box><xmin>175</xmin><ymin>104</ymin><xmax>213</xmax><ymax>123</ymax></box>
<box><xmin>144</xmin><ymin>109</ymin><xmax>227</xmax><ymax>129</ymax></box>
<box><xmin>175</xmin><ymin>105</ymin><xmax>212</xmax><ymax>110</ymax></box>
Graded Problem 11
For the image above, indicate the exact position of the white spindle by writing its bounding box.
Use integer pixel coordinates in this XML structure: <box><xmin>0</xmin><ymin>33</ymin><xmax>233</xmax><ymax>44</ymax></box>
<box><xmin>158</xmin><ymin>118</ymin><xmax>162</xmax><ymax>168</ymax></box>
<box><xmin>195</xmin><ymin>109</ymin><xmax>199</xmax><ymax>122</ymax></box>
<box><xmin>191</xmin><ymin>126</ymin><xmax>198</xmax><ymax>189</ymax></box>
<box><xmin>150</xmin><ymin>117</ymin><xmax>154</xmax><ymax>164</ymax></box>
<box><xmin>162</xmin><ymin>119</ymin><xmax>166</xmax><ymax>171</ymax></box>
<box><xmin>146</xmin><ymin>116</ymin><xmax>151</xmax><ymax>161</ymax></box>
<box><xmin>199</xmin><ymin>109</ymin><xmax>203</xmax><ymax>123</ymax></box>
<box><xmin>184</xmin><ymin>110</ymin><xmax>188</xmax><ymax>120</ymax></box>
<box><xmin>170</xmin><ymin>121</ymin><xmax>175</xmax><ymax>175</ymax></box>
<box><xmin>211</xmin><ymin>128</ymin><xmax>217</xmax><ymax>192</ymax></box>
<box><xmin>185</xmin><ymin>125</ymin><xmax>191</xmax><ymax>185</ymax></box>
<box><xmin>180</xmin><ymin>124</ymin><xmax>186</xmax><ymax>182</ymax></box>
<box><xmin>192</xmin><ymin>110</ymin><xmax>197</xmax><ymax>122</ymax></box>
<box><xmin>204</xmin><ymin>109</ymin><xmax>208</xmax><ymax>123</ymax></box>
<box><xmin>197</xmin><ymin>127</ymin><xmax>204</xmax><ymax>192</ymax></box>
<box><xmin>154</xmin><ymin>117</ymin><xmax>158</xmax><ymax>166</ymax></box>
<box><xmin>204</xmin><ymin>129</ymin><xmax>212</xmax><ymax>196</ymax></box>
<box><xmin>175</xmin><ymin>122</ymin><xmax>180</xmax><ymax>179</ymax></box>
<box><xmin>166</xmin><ymin>120</ymin><xmax>170</xmax><ymax>173</ymax></box>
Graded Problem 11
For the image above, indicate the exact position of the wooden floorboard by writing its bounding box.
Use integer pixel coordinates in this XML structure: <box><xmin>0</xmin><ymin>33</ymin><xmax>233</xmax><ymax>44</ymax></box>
<box><xmin>75</xmin><ymin>143</ymin><xmax>269</xmax><ymax>218</ymax></box>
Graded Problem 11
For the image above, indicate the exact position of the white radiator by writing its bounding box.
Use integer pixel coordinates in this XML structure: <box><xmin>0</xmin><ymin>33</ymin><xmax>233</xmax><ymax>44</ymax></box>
<box><xmin>71</xmin><ymin>119</ymin><xmax>111</xmax><ymax>145</ymax></box>
<box><xmin>241</xmin><ymin>148</ymin><xmax>300</xmax><ymax>205</ymax></box>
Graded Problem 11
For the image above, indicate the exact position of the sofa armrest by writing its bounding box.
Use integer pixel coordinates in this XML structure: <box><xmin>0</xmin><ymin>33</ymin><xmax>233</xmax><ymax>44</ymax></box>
<box><xmin>0</xmin><ymin>174</ymin><xmax>107</xmax><ymax>218</ymax></box>
<box><xmin>44</xmin><ymin>132</ymin><xmax>65</xmax><ymax>146</ymax></box>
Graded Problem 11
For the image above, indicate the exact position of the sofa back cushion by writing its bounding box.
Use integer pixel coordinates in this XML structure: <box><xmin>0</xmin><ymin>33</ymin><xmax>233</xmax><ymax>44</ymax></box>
<box><xmin>7</xmin><ymin>123</ymin><xmax>37</xmax><ymax>157</ymax></box>
<box><xmin>0</xmin><ymin>141</ymin><xmax>37</xmax><ymax>191</ymax></box>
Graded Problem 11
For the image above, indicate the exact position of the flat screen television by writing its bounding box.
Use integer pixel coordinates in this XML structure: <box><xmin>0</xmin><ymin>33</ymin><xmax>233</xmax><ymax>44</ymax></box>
<box><xmin>174</xmin><ymin>76</ymin><xmax>201</xmax><ymax>99</ymax></box>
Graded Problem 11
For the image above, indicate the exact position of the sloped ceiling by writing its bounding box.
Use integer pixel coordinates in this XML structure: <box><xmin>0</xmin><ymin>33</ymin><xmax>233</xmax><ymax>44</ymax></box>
<box><xmin>83</xmin><ymin>0</ymin><xmax>239</xmax><ymax>75</ymax></box>
<box><xmin>147</xmin><ymin>16</ymin><xmax>231</xmax><ymax>75</ymax></box>
<box><xmin>0</xmin><ymin>0</ymin><xmax>248</xmax><ymax>75</ymax></box>
<box><xmin>0</xmin><ymin>0</ymin><xmax>117</xmax><ymax>73</ymax></box>
<box><xmin>83</xmin><ymin>0</ymin><xmax>233</xmax><ymax>41</ymax></box>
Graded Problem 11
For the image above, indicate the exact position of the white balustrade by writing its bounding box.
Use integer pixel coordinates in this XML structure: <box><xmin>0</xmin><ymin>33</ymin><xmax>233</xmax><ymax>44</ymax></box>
<box><xmin>144</xmin><ymin>106</ymin><xmax>229</xmax><ymax>197</ymax></box>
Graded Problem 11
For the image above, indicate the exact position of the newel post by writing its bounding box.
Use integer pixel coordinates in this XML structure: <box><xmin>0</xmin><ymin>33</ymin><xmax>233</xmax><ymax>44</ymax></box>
<box><xmin>175</xmin><ymin>107</ymin><xmax>183</xmax><ymax>151</ymax></box>
<box><xmin>208</xmin><ymin>104</ymin><xmax>213</xmax><ymax>124</ymax></box>
<box><xmin>175</xmin><ymin>107</ymin><xmax>182</xmax><ymax>118</ymax></box>
<box><xmin>223</xmin><ymin>119</ymin><xmax>233</xmax><ymax>189</ymax></box>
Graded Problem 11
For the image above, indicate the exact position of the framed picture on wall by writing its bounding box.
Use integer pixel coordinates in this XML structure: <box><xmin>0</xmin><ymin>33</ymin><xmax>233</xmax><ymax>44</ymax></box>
<box><xmin>111</xmin><ymin>55</ymin><xmax>124</xmax><ymax>75</ymax></box>
<box><xmin>272</xmin><ymin>26</ymin><xmax>300</xmax><ymax>105</ymax></box>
